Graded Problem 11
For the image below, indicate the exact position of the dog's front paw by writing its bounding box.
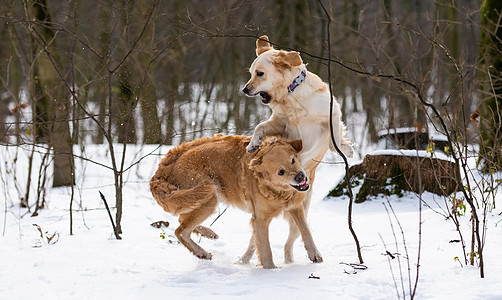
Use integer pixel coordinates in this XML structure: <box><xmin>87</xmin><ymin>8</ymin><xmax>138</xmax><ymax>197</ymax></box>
<box><xmin>195</xmin><ymin>251</ymin><xmax>213</xmax><ymax>260</ymax></box>
<box><xmin>284</xmin><ymin>252</ymin><xmax>294</xmax><ymax>264</ymax></box>
<box><xmin>247</xmin><ymin>136</ymin><xmax>263</xmax><ymax>153</ymax></box>
<box><xmin>246</xmin><ymin>144</ymin><xmax>259</xmax><ymax>153</ymax></box>
<box><xmin>308</xmin><ymin>250</ymin><xmax>323</xmax><ymax>263</ymax></box>
<box><xmin>262</xmin><ymin>262</ymin><xmax>278</xmax><ymax>269</ymax></box>
<box><xmin>237</xmin><ymin>258</ymin><xmax>250</xmax><ymax>265</ymax></box>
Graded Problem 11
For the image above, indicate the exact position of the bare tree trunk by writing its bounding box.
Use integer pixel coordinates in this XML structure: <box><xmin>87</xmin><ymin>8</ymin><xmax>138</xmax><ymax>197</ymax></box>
<box><xmin>479</xmin><ymin>0</ymin><xmax>502</xmax><ymax>171</ymax></box>
<box><xmin>117</xmin><ymin>67</ymin><xmax>137</xmax><ymax>144</ymax></box>
<box><xmin>28</xmin><ymin>0</ymin><xmax>74</xmax><ymax>187</ymax></box>
<box><xmin>135</xmin><ymin>3</ymin><xmax>161</xmax><ymax>145</ymax></box>
<box><xmin>0</xmin><ymin>21</ymin><xmax>10</xmax><ymax>143</ymax></box>
<box><xmin>139</xmin><ymin>78</ymin><xmax>161</xmax><ymax>144</ymax></box>
<box><xmin>165</xmin><ymin>88</ymin><xmax>176</xmax><ymax>145</ymax></box>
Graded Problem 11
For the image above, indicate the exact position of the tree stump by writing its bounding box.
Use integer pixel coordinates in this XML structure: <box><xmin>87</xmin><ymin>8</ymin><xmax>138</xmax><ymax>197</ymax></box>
<box><xmin>327</xmin><ymin>150</ymin><xmax>461</xmax><ymax>203</ymax></box>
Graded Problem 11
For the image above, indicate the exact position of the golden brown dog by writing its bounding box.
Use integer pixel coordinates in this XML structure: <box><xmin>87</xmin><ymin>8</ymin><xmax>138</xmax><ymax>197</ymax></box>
<box><xmin>150</xmin><ymin>135</ymin><xmax>322</xmax><ymax>269</ymax></box>
<box><xmin>241</xmin><ymin>35</ymin><xmax>353</xmax><ymax>263</ymax></box>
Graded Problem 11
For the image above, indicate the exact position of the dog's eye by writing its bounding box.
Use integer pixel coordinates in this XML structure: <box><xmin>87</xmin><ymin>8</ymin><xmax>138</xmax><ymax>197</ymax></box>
<box><xmin>257</xmin><ymin>71</ymin><xmax>264</xmax><ymax>77</ymax></box>
<box><xmin>291</xmin><ymin>158</ymin><xmax>295</xmax><ymax>164</ymax></box>
<box><xmin>278</xmin><ymin>169</ymin><xmax>285</xmax><ymax>176</ymax></box>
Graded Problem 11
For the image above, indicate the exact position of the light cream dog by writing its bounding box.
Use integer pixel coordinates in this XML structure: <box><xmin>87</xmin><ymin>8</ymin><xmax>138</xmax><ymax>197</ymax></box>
<box><xmin>150</xmin><ymin>135</ymin><xmax>322</xmax><ymax>269</ymax></box>
<box><xmin>241</xmin><ymin>35</ymin><xmax>353</xmax><ymax>263</ymax></box>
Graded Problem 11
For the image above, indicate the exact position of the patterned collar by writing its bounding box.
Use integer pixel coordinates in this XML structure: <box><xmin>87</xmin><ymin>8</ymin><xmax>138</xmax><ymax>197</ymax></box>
<box><xmin>287</xmin><ymin>69</ymin><xmax>307</xmax><ymax>93</ymax></box>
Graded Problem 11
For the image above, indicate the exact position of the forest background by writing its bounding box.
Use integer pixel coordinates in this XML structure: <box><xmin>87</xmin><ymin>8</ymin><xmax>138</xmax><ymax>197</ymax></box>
<box><xmin>1</xmin><ymin>0</ymin><xmax>501</xmax><ymax>247</ymax></box>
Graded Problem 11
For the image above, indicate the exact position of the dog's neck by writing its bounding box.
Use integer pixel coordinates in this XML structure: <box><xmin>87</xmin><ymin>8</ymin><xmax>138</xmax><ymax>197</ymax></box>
<box><xmin>287</xmin><ymin>68</ymin><xmax>307</xmax><ymax>93</ymax></box>
<box><xmin>255</xmin><ymin>178</ymin><xmax>297</xmax><ymax>205</ymax></box>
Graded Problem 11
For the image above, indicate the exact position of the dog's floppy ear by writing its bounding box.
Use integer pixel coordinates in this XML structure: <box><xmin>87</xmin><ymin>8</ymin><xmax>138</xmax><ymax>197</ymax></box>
<box><xmin>256</xmin><ymin>35</ymin><xmax>273</xmax><ymax>56</ymax></box>
<box><xmin>249</xmin><ymin>157</ymin><xmax>262</xmax><ymax>170</ymax></box>
<box><xmin>273</xmin><ymin>51</ymin><xmax>303</xmax><ymax>68</ymax></box>
<box><xmin>249</xmin><ymin>157</ymin><xmax>267</xmax><ymax>178</ymax></box>
<box><xmin>289</xmin><ymin>139</ymin><xmax>303</xmax><ymax>153</ymax></box>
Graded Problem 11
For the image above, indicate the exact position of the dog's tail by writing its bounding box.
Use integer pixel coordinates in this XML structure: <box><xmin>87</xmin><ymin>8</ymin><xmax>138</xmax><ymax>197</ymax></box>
<box><xmin>329</xmin><ymin>122</ymin><xmax>354</xmax><ymax>158</ymax></box>
<box><xmin>150</xmin><ymin>177</ymin><xmax>216</xmax><ymax>215</ymax></box>
<box><xmin>150</xmin><ymin>135</ymin><xmax>229</xmax><ymax>215</ymax></box>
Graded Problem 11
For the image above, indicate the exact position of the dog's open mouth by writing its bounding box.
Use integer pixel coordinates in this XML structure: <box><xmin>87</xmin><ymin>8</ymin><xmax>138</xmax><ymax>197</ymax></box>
<box><xmin>259</xmin><ymin>92</ymin><xmax>272</xmax><ymax>104</ymax></box>
<box><xmin>291</xmin><ymin>177</ymin><xmax>309</xmax><ymax>192</ymax></box>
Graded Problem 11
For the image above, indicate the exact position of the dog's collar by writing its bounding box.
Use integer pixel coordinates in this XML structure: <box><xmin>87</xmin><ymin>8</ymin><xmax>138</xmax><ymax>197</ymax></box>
<box><xmin>287</xmin><ymin>69</ymin><xmax>307</xmax><ymax>93</ymax></box>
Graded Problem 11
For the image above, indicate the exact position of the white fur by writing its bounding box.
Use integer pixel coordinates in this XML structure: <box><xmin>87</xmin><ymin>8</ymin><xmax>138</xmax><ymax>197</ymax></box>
<box><xmin>244</xmin><ymin>47</ymin><xmax>353</xmax><ymax>167</ymax></box>
<box><xmin>241</xmin><ymin>36</ymin><xmax>353</xmax><ymax>264</ymax></box>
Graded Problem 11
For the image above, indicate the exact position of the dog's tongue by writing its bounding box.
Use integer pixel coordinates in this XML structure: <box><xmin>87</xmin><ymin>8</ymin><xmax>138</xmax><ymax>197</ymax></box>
<box><xmin>259</xmin><ymin>92</ymin><xmax>271</xmax><ymax>104</ymax></box>
<box><xmin>299</xmin><ymin>178</ymin><xmax>309</xmax><ymax>191</ymax></box>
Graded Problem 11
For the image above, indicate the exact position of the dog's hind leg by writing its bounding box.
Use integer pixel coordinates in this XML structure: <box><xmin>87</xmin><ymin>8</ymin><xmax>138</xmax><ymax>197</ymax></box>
<box><xmin>175</xmin><ymin>187</ymin><xmax>218</xmax><ymax>260</ymax></box>
<box><xmin>238</xmin><ymin>235</ymin><xmax>256</xmax><ymax>264</ymax></box>
<box><xmin>284</xmin><ymin>214</ymin><xmax>300</xmax><ymax>264</ymax></box>
<box><xmin>193</xmin><ymin>225</ymin><xmax>219</xmax><ymax>239</ymax></box>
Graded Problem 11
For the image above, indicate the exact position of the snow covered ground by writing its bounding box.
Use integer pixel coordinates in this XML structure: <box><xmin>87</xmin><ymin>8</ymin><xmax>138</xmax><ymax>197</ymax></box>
<box><xmin>0</xmin><ymin>144</ymin><xmax>501</xmax><ymax>299</ymax></box>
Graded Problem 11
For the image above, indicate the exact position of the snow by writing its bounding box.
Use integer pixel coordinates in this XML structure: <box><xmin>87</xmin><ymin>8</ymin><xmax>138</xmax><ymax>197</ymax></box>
<box><xmin>367</xmin><ymin>149</ymin><xmax>453</xmax><ymax>161</ymax></box>
<box><xmin>377</xmin><ymin>127</ymin><xmax>427</xmax><ymax>137</ymax></box>
<box><xmin>1</xmin><ymin>144</ymin><xmax>501</xmax><ymax>299</ymax></box>
<box><xmin>429</xmin><ymin>133</ymin><xmax>449</xmax><ymax>142</ymax></box>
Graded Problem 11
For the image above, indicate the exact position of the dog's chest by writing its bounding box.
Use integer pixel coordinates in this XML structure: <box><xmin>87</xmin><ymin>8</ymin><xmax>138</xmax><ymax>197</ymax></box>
<box><xmin>285</xmin><ymin>119</ymin><xmax>329</xmax><ymax>165</ymax></box>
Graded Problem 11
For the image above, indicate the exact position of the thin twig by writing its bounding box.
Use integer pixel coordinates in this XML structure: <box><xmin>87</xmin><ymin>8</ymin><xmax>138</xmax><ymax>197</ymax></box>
<box><xmin>99</xmin><ymin>191</ymin><xmax>121</xmax><ymax>240</ymax></box>
<box><xmin>318</xmin><ymin>0</ymin><xmax>364</xmax><ymax>264</ymax></box>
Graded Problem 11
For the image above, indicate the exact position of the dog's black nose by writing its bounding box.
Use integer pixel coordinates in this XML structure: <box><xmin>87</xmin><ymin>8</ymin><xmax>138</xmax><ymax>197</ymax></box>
<box><xmin>294</xmin><ymin>172</ymin><xmax>305</xmax><ymax>183</ymax></box>
<box><xmin>242</xmin><ymin>86</ymin><xmax>249</xmax><ymax>95</ymax></box>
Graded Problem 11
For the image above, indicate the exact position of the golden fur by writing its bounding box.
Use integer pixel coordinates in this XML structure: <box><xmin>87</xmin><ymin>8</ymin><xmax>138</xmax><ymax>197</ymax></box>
<box><xmin>241</xmin><ymin>35</ymin><xmax>354</xmax><ymax>263</ymax></box>
<box><xmin>150</xmin><ymin>135</ymin><xmax>322</xmax><ymax>269</ymax></box>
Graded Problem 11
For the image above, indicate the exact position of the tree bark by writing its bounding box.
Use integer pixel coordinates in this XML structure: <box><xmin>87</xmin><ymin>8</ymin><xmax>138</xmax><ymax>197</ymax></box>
<box><xmin>117</xmin><ymin>66</ymin><xmax>137</xmax><ymax>144</ymax></box>
<box><xmin>478</xmin><ymin>0</ymin><xmax>502</xmax><ymax>171</ymax></box>
<box><xmin>328</xmin><ymin>153</ymin><xmax>462</xmax><ymax>203</ymax></box>
<box><xmin>139</xmin><ymin>77</ymin><xmax>161</xmax><ymax>144</ymax></box>
<box><xmin>29</xmin><ymin>0</ymin><xmax>74</xmax><ymax>187</ymax></box>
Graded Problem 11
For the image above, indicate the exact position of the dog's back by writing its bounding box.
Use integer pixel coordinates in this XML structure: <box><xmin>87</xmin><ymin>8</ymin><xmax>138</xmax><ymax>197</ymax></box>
<box><xmin>150</xmin><ymin>135</ymin><xmax>251</xmax><ymax>214</ymax></box>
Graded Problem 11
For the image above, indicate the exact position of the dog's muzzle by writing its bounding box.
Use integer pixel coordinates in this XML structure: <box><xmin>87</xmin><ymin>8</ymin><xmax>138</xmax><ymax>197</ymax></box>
<box><xmin>242</xmin><ymin>86</ymin><xmax>271</xmax><ymax>104</ymax></box>
<box><xmin>242</xmin><ymin>86</ymin><xmax>251</xmax><ymax>95</ymax></box>
<box><xmin>291</xmin><ymin>172</ymin><xmax>309</xmax><ymax>192</ymax></box>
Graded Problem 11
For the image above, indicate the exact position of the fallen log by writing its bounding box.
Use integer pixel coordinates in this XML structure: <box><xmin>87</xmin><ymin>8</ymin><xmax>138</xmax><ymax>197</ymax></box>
<box><xmin>327</xmin><ymin>150</ymin><xmax>461</xmax><ymax>203</ymax></box>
